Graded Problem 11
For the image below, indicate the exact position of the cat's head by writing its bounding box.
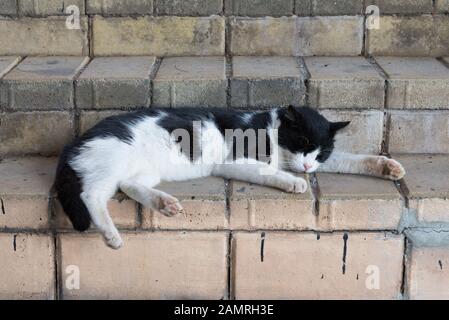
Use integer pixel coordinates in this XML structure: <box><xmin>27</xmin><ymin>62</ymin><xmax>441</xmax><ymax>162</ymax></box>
<box><xmin>278</xmin><ymin>106</ymin><xmax>350</xmax><ymax>173</ymax></box>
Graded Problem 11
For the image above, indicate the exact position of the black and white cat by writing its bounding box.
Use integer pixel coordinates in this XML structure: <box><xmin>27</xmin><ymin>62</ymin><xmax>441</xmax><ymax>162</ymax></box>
<box><xmin>55</xmin><ymin>106</ymin><xmax>405</xmax><ymax>249</ymax></box>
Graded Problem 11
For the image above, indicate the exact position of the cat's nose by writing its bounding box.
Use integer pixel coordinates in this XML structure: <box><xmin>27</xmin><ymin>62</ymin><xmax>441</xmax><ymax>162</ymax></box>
<box><xmin>303</xmin><ymin>163</ymin><xmax>312</xmax><ymax>171</ymax></box>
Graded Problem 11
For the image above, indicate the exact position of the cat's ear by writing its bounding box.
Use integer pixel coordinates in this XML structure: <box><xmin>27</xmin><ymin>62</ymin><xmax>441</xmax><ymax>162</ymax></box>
<box><xmin>330</xmin><ymin>121</ymin><xmax>350</xmax><ymax>135</ymax></box>
<box><xmin>284</xmin><ymin>105</ymin><xmax>302</xmax><ymax>123</ymax></box>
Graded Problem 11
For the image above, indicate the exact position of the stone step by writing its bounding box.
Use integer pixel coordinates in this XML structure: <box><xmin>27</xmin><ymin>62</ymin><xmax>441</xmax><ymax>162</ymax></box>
<box><xmin>1</xmin><ymin>55</ymin><xmax>449</xmax><ymax>157</ymax></box>
<box><xmin>0</xmin><ymin>154</ymin><xmax>448</xmax><ymax>299</ymax></box>
<box><xmin>2</xmin><ymin>0</ymin><xmax>447</xmax><ymax>17</ymax></box>
<box><xmin>1</xmin><ymin>9</ymin><xmax>449</xmax><ymax>56</ymax></box>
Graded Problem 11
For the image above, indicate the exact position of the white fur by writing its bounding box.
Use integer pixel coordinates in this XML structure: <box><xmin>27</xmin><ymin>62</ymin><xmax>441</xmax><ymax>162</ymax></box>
<box><xmin>317</xmin><ymin>151</ymin><xmax>406</xmax><ymax>180</ymax></box>
<box><xmin>287</xmin><ymin>149</ymin><xmax>321</xmax><ymax>173</ymax></box>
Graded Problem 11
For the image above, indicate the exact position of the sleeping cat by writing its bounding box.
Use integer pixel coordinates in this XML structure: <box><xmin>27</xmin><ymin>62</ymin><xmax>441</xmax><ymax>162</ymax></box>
<box><xmin>54</xmin><ymin>106</ymin><xmax>405</xmax><ymax>249</ymax></box>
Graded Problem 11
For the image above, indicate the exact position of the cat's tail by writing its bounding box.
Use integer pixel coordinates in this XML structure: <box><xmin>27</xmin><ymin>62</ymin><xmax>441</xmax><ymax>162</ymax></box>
<box><xmin>54</xmin><ymin>145</ymin><xmax>91</xmax><ymax>231</ymax></box>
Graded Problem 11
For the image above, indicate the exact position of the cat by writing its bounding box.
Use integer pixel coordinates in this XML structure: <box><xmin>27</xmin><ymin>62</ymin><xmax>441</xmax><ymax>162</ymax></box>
<box><xmin>54</xmin><ymin>106</ymin><xmax>405</xmax><ymax>249</ymax></box>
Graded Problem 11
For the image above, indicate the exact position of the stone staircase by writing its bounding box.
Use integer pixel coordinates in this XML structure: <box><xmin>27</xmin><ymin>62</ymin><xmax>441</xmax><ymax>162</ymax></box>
<box><xmin>1</xmin><ymin>0</ymin><xmax>449</xmax><ymax>299</ymax></box>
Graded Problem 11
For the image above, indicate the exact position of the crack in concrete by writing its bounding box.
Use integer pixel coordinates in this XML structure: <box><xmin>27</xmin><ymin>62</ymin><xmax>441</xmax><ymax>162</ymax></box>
<box><xmin>342</xmin><ymin>233</ymin><xmax>348</xmax><ymax>275</ymax></box>
<box><xmin>399</xmin><ymin>207</ymin><xmax>449</xmax><ymax>247</ymax></box>
<box><xmin>308</xmin><ymin>173</ymin><xmax>320</xmax><ymax>216</ymax></box>
<box><xmin>0</xmin><ymin>198</ymin><xmax>5</xmax><ymax>215</ymax></box>
<box><xmin>228</xmin><ymin>231</ymin><xmax>235</xmax><ymax>300</ymax></box>
<box><xmin>260</xmin><ymin>231</ymin><xmax>266</xmax><ymax>262</ymax></box>
<box><xmin>149</xmin><ymin>57</ymin><xmax>162</xmax><ymax>108</ymax></box>
<box><xmin>400</xmin><ymin>237</ymin><xmax>411</xmax><ymax>299</ymax></box>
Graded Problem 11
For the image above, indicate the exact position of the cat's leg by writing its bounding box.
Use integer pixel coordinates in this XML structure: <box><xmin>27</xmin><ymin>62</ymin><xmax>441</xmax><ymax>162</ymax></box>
<box><xmin>317</xmin><ymin>151</ymin><xmax>405</xmax><ymax>180</ymax></box>
<box><xmin>119</xmin><ymin>175</ymin><xmax>184</xmax><ymax>217</ymax></box>
<box><xmin>80</xmin><ymin>186</ymin><xmax>123</xmax><ymax>249</ymax></box>
<box><xmin>212</xmin><ymin>161</ymin><xmax>308</xmax><ymax>193</ymax></box>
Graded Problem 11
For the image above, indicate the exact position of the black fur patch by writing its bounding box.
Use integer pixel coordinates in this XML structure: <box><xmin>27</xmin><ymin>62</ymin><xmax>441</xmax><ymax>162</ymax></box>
<box><xmin>156</xmin><ymin>108</ymin><xmax>273</xmax><ymax>161</ymax></box>
<box><xmin>277</xmin><ymin>106</ymin><xmax>349</xmax><ymax>163</ymax></box>
<box><xmin>54</xmin><ymin>145</ymin><xmax>91</xmax><ymax>231</ymax></box>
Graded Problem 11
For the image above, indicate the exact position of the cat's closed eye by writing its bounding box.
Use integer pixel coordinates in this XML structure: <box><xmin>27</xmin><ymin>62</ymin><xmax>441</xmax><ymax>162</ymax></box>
<box><xmin>317</xmin><ymin>150</ymin><xmax>332</xmax><ymax>162</ymax></box>
<box><xmin>298</xmin><ymin>136</ymin><xmax>312</xmax><ymax>149</ymax></box>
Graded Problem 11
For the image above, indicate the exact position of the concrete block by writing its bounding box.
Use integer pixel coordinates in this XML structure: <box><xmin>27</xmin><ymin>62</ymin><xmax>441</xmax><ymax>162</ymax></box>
<box><xmin>0</xmin><ymin>157</ymin><xmax>57</xmax><ymax>229</ymax></box>
<box><xmin>1</xmin><ymin>56</ymin><xmax>89</xmax><ymax>110</ymax></box>
<box><xmin>409</xmin><ymin>247</ymin><xmax>449</xmax><ymax>299</ymax></box>
<box><xmin>229</xmin><ymin>178</ymin><xmax>315</xmax><ymax>230</ymax></box>
<box><xmin>156</xmin><ymin>0</ymin><xmax>222</xmax><ymax>15</ymax></box>
<box><xmin>366</xmin><ymin>0</ymin><xmax>433</xmax><ymax>14</ymax></box>
<box><xmin>393</xmin><ymin>155</ymin><xmax>449</xmax><ymax>199</ymax></box>
<box><xmin>0</xmin><ymin>0</ymin><xmax>18</xmax><ymax>15</ymax></box>
<box><xmin>232</xmin><ymin>232</ymin><xmax>404</xmax><ymax>299</ymax></box>
<box><xmin>0</xmin><ymin>111</ymin><xmax>74</xmax><ymax>156</ymax></box>
<box><xmin>93</xmin><ymin>16</ymin><xmax>225</xmax><ymax>56</ymax></box>
<box><xmin>87</xmin><ymin>0</ymin><xmax>153</xmax><ymax>14</ymax></box>
<box><xmin>60</xmin><ymin>232</ymin><xmax>228</xmax><ymax>299</ymax></box>
<box><xmin>376</xmin><ymin>57</ymin><xmax>449</xmax><ymax>109</ymax></box>
<box><xmin>231</xmin><ymin>56</ymin><xmax>305</xmax><ymax>108</ymax></box>
<box><xmin>306</xmin><ymin>57</ymin><xmax>385</xmax><ymax>109</ymax></box>
<box><xmin>296</xmin><ymin>16</ymin><xmax>364</xmax><ymax>56</ymax></box>
<box><xmin>316</xmin><ymin>173</ymin><xmax>403</xmax><ymax>230</ymax></box>
<box><xmin>0</xmin><ymin>234</ymin><xmax>55</xmax><ymax>299</ymax></box>
<box><xmin>142</xmin><ymin>177</ymin><xmax>227</xmax><ymax>230</ymax></box>
<box><xmin>388</xmin><ymin>111</ymin><xmax>449</xmax><ymax>154</ymax></box>
<box><xmin>153</xmin><ymin>56</ymin><xmax>226</xmax><ymax>107</ymax></box>
<box><xmin>230</xmin><ymin>16</ymin><xmax>364</xmax><ymax>56</ymax></box>
<box><xmin>225</xmin><ymin>0</ymin><xmax>293</xmax><ymax>16</ymax></box>
<box><xmin>436</xmin><ymin>0</ymin><xmax>449</xmax><ymax>12</ymax></box>
<box><xmin>230</xmin><ymin>17</ymin><xmax>298</xmax><ymax>56</ymax></box>
<box><xmin>54</xmin><ymin>197</ymin><xmax>138</xmax><ymax>229</ymax></box>
<box><xmin>76</xmin><ymin>57</ymin><xmax>155</xmax><ymax>109</ymax></box>
<box><xmin>79</xmin><ymin>110</ymin><xmax>126</xmax><ymax>134</ymax></box>
<box><xmin>320</xmin><ymin>110</ymin><xmax>384</xmax><ymax>154</ymax></box>
<box><xmin>0</xmin><ymin>16</ymin><xmax>89</xmax><ymax>56</ymax></box>
<box><xmin>295</xmin><ymin>0</ymin><xmax>363</xmax><ymax>15</ymax></box>
<box><xmin>367</xmin><ymin>15</ymin><xmax>449</xmax><ymax>57</ymax></box>
<box><xmin>17</xmin><ymin>0</ymin><xmax>85</xmax><ymax>16</ymax></box>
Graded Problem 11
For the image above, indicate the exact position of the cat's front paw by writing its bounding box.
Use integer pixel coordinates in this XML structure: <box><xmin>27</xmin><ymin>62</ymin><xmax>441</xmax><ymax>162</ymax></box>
<box><xmin>158</xmin><ymin>195</ymin><xmax>184</xmax><ymax>217</ymax></box>
<box><xmin>284</xmin><ymin>177</ymin><xmax>308</xmax><ymax>194</ymax></box>
<box><xmin>382</xmin><ymin>158</ymin><xmax>406</xmax><ymax>180</ymax></box>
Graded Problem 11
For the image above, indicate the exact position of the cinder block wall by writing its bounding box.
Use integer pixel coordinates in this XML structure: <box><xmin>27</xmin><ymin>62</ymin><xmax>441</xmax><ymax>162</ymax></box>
<box><xmin>1</xmin><ymin>0</ymin><xmax>448</xmax><ymax>57</ymax></box>
<box><xmin>1</xmin><ymin>0</ymin><xmax>448</xmax><ymax>157</ymax></box>
<box><xmin>1</xmin><ymin>0</ymin><xmax>449</xmax><ymax>299</ymax></box>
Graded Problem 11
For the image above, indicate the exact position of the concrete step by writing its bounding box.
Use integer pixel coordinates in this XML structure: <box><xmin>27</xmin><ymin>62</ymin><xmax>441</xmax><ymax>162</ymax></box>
<box><xmin>0</xmin><ymin>154</ymin><xmax>448</xmax><ymax>299</ymax></box>
<box><xmin>1</xmin><ymin>4</ymin><xmax>449</xmax><ymax>56</ymax></box>
<box><xmin>1</xmin><ymin>55</ymin><xmax>449</xmax><ymax>157</ymax></box>
<box><xmin>1</xmin><ymin>0</ymin><xmax>448</xmax><ymax>17</ymax></box>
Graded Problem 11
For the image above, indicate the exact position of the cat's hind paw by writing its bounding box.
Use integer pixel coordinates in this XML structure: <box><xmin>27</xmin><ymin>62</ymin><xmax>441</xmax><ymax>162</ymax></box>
<box><xmin>104</xmin><ymin>232</ymin><xmax>123</xmax><ymax>250</ymax></box>
<box><xmin>382</xmin><ymin>158</ymin><xmax>406</xmax><ymax>181</ymax></box>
